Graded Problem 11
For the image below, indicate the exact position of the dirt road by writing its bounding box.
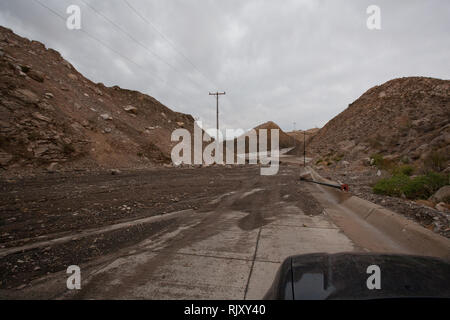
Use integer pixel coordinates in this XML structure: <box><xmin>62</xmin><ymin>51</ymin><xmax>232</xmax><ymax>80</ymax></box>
<box><xmin>1</xmin><ymin>163</ymin><xmax>448</xmax><ymax>299</ymax></box>
<box><xmin>0</xmin><ymin>163</ymin><xmax>355</xmax><ymax>297</ymax></box>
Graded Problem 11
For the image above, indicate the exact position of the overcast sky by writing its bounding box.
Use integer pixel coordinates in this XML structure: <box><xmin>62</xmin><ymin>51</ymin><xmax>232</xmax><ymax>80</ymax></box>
<box><xmin>1</xmin><ymin>0</ymin><xmax>449</xmax><ymax>133</ymax></box>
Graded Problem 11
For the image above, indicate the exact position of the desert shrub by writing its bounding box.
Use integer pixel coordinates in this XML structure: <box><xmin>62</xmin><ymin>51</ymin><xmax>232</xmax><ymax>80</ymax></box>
<box><xmin>403</xmin><ymin>172</ymin><xmax>448</xmax><ymax>199</ymax></box>
<box><xmin>370</xmin><ymin>153</ymin><xmax>383</xmax><ymax>166</ymax></box>
<box><xmin>392</xmin><ymin>164</ymin><xmax>414</xmax><ymax>176</ymax></box>
<box><xmin>373</xmin><ymin>172</ymin><xmax>448</xmax><ymax>199</ymax></box>
<box><xmin>424</xmin><ymin>151</ymin><xmax>447</xmax><ymax>172</ymax></box>
<box><xmin>373</xmin><ymin>174</ymin><xmax>410</xmax><ymax>197</ymax></box>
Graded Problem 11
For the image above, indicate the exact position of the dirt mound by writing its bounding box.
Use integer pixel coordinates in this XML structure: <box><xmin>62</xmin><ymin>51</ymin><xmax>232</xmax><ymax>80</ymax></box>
<box><xmin>308</xmin><ymin>77</ymin><xmax>450</xmax><ymax>171</ymax></box>
<box><xmin>285</xmin><ymin>128</ymin><xmax>320</xmax><ymax>156</ymax></box>
<box><xmin>227</xmin><ymin>121</ymin><xmax>299</xmax><ymax>155</ymax></box>
<box><xmin>0</xmin><ymin>26</ymin><xmax>198</xmax><ymax>173</ymax></box>
<box><xmin>253</xmin><ymin>121</ymin><xmax>298</xmax><ymax>149</ymax></box>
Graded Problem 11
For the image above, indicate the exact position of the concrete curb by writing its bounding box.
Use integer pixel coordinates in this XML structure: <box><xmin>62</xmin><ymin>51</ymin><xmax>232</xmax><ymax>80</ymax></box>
<box><xmin>308</xmin><ymin>167</ymin><xmax>450</xmax><ymax>259</ymax></box>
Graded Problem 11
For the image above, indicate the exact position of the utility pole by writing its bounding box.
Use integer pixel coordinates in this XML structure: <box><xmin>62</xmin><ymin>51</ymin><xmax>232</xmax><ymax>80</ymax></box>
<box><xmin>293</xmin><ymin>122</ymin><xmax>297</xmax><ymax>146</ymax></box>
<box><xmin>209</xmin><ymin>91</ymin><xmax>226</xmax><ymax>140</ymax></box>
<box><xmin>304</xmin><ymin>130</ymin><xmax>306</xmax><ymax>167</ymax></box>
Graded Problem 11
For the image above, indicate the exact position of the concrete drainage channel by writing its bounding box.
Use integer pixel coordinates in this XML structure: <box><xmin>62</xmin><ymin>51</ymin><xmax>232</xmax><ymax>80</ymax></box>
<box><xmin>305</xmin><ymin>167</ymin><xmax>450</xmax><ymax>259</ymax></box>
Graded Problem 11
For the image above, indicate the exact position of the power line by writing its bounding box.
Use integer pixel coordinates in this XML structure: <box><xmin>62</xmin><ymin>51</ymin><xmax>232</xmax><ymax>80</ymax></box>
<box><xmin>79</xmin><ymin>0</ymin><xmax>206</xmax><ymax>92</ymax></box>
<box><xmin>122</xmin><ymin>0</ymin><xmax>219</xmax><ymax>89</ymax></box>
<box><xmin>122</xmin><ymin>1</ymin><xmax>240</xmax><ymax>129</ymax></box>
<box><xmin>32</xmin><ymin>0</ymin><xmax>190</xmax><ymax>98</ymax></box>
<box><xmin>35</xmin><ymin>0</ymin><xmax>230</xmax><ymax>130</ymax></box>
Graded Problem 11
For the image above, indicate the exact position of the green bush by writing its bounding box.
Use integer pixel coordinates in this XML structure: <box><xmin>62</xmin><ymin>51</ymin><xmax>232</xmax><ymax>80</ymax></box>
<box><xmin>392</xmin><ymin>164</ymin><xmax>414</xmax><ymax>176</ymax></box>
<box><xmin>370</xmin><ymin>153</ymin><xmax>384</xmax><ymax>166</ymax></box>
<box><xmin>373</xmin><ymin>172</ymin><xmax>449</xmax><ymax>200</ymax></box>
<box><xmin>373</xmin><ymin>174</ymin><xmax>411</xmax><ymax>197</ymax></box>
<box><xmin>403</xmin><ymin>172</ymin><xmax>448</xmax><ymax>199</ymax></box>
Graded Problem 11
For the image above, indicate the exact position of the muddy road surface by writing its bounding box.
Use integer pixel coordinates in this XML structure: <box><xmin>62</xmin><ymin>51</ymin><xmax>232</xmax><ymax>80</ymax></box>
<box><xmin>1</xmin><ymin>164</ymin><xmax>341</xmax><ymax>296</ymax></box>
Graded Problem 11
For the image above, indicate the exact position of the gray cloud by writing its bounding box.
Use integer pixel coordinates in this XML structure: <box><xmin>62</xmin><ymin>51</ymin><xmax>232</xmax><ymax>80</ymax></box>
<box><xmin>1</xmin><ymin>0</ymin><xmax>449</xmax><ymax>133</ymax></box>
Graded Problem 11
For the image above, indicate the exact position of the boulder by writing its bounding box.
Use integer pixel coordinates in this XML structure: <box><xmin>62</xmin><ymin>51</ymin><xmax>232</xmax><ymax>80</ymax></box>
<box><xmin>28</xmin><ymin>70</ymin><xmax>45</xmax><ymax>82</ymax></box>
<box><xmin>100</xmin><ymin>113</ymin><xmax>113</xmax><ymax>121</ymax></box>
<box><xmin>67</xmin><ymin>73</ymin><xmax>78</xmax><ymax>81</ymax></box>
<box><xmin>11</xmin><ymin>88</ymin><xmax>39</xmax><ymax>104</ymax></box>
<box><xmin>111</xmin><ymin>169</ymin><xmax>121</xmax><ymax>175</ymax></box>
<box><xmin>415</xmin><ymin>199</ymin><xmax>435</xmax><ymax>209</ymax></box>
<box><xmin>93</xmin><ymin>87</ymin><xmax>103</xmax><ymax>96</ymax></box>
<box><xmin>430</xmin><ymin>186</ymin><xmax>450</xmax><ymax>203</ymax></box>
<box><xmin>123</xmin><ymin>105</ymin><xmax>138</xmax><ymax>114</ymax></box>
<box><xmin>62</xmin><ymin>59</ymin><xmax>72</xmax><ymax>70</ymax></box>
<box><xmin>435</xmin><ymin>202</ymin><xmax>450</xmax><ymax>213</ymax></box>
<box><xmin>32</xmin><ymin>112</ymin><xmax>51</xmax><ymax>123</ymax></box>
<box><xmin>46</xmin><ymin>162</ymin><xmax>59</xmax><ymax>173</ymax></box>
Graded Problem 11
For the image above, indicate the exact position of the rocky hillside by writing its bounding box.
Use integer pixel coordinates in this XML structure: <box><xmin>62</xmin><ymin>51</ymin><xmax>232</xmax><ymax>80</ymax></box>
<box><xmin>308</xmin><ymin>77</ymin><xmax>450</xmax><ymax>171</ymax></box>
<box><xmin>0</xmin><ymin>26</ymin><xmax>197</xmax><ymax>173</ymax></box>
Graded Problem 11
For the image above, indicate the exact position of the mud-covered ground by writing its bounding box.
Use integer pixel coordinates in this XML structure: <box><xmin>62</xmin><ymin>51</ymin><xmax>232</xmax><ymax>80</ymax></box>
<box><xmin>0</xmin><ymin>164</ymin><xmax>323</xmax><ymax>289</ymax></box>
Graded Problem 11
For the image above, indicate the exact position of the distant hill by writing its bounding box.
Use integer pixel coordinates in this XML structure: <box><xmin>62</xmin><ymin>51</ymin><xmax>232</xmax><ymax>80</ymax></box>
<box><xmin>226</xmin><ymin>121</ymin><xmax>300</xmax><ymax>155</ymax></box>
<box><xmin>285</xmin><ymin>128</ymin><xmax>320</xmax><ymax>156</ymax></box>
<box><xmin>253</xmin><ymin>121</ymin><xmax>299</xmax><ymax>149</ymax></box>
<box><xmin>286</xmin><ymin>128</ymin><xmax>320</xmax><ymax>142</ymax></box>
